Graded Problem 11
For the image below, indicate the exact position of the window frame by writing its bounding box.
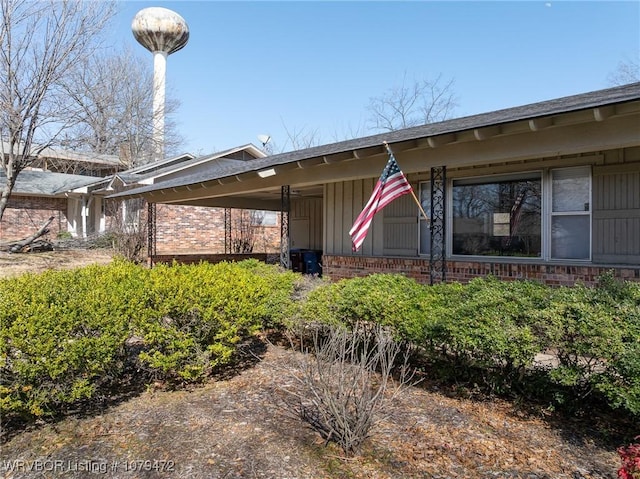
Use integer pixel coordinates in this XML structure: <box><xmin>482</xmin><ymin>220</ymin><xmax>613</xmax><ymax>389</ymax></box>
<box><xmin>418</xmin><ymin>181</ymin><xmax>432</xmax><ymax>256</ymax></box>
<box><xmin>448</xmin><ymin>170</ymin><xmax>544</xmax><ymax>260</ymax></box>
<box><xmin>547</xmin><ymin>166</ymin><xmax>592</xmax><ymax>261</ymax></box>
<box><xmin>250</xmin><ymin>210</ymin><xmax>278</xmax><ymax>227</ymax></box>
<box><xmin>417</xmin><ymin>166</ymin><xmax>593</xmax><ymax>262</ymax></box>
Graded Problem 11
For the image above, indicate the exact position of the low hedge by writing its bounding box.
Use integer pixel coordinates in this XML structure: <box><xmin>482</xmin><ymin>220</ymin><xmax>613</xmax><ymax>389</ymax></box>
<box><xmin>2</xmin><ymin>261</ymin><xmax>637</xmax><ymax>424</ymax></box>
<box><xmin>0</xmin><ymin>259</ymin><xmax>297</xmax><ymax>423</ymax></box>
<box><xmin>300</xmin><ymin>273</ymin><xmax>640</xmax><ymax>416</ymax></box>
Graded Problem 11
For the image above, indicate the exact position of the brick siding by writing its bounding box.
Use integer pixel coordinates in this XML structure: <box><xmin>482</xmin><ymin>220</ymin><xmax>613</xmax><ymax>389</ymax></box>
<box><xmin>152</xmin><ymin>252</ymin><xmax>278</xmax><ymax>266</ymax></box>
<box><xmin>322</xmin><ymin>255</ymin><xmax>640</xmax><ymax>287</ymax></box>
<box><xmin>0</xmin><ymin>196</ymin><xmax>66</xmax><ymax>242</ymax></box>
<box><xmin>155</xmin><ymin>204</ymin><xmax>280</xmax><ymax>254</ymax></box>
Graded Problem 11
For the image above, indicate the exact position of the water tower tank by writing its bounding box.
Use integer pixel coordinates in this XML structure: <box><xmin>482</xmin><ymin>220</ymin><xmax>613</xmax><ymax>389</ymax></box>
<box><xmin>132</xmin><ymin>7</ymin><xmax>189</xmax><ymax>162</ymax></box>
<box><xmin>132</xmin><ymin>7</ymin><xmax>189</xmax><ymax>55</ymax></box>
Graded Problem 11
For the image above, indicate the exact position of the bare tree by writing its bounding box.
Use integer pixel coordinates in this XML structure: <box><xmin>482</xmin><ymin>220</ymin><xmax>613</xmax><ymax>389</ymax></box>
<box><xmin>608</xmin><ymin>58</ymin><xmax>640</xmax><ymax>86</ymax></box>
<box><xmin>270</xmin><ymin>122</ymin><xmax>322</xmax><ymax>154</ymax></box>
<box><xmin>330</xmin><ymin>119</ymin><xmax>366</xmax><ymax>143</ymax></box>
<box><xmin>0</xmin><ymin>0</ymin><xmax>116</xmax><ymax>220</ymax></box>
<box><xmin>231</xmin><ymin>209</ymin><xmax>266</xmax><ymax>253</ymax></box>
<box><xmin>367</xmin><ymin>73</ymin><xmax>457</xmax><ymax>132</ymax></box>
<box><xmin>60</xmin><ymin>47</ymin><xmax>184</xmax><ymax>167</ymax></box>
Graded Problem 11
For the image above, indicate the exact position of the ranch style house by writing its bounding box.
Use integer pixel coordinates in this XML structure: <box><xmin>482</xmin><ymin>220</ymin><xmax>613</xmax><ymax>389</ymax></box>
<box><xmin>110</xmin><ymin>82</ymin><xmax>640</xmax><ymax>286</ymax></box>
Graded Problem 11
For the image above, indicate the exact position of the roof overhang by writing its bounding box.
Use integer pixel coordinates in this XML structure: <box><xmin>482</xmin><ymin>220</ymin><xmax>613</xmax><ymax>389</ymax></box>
<box><xmin>107</xmin><ymin>84</ymin><xmax>640</xmax><ymax>210</ymax></box>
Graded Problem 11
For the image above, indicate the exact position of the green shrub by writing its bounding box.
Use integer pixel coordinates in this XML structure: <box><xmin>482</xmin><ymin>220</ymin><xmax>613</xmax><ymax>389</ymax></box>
<box><xmin>438</xmin><ymin>278</ymin><xmax>547</xmax><ymax>367</ymax></box>
<box><xmin>235</xmin><ymin>259</ymin><xmax>301</xmax><ymax>329</ymax></box>
<box><xmin>413</xmin><ymin>277</ymin><xmax>547</xmax><ymax>393</ymax></box>
<box><xmin>534</xmin><ymin>276</ymin><xmax>640</xmax><ymax>415</ymax></box>
<box><xmin>134</xmin><ymin>261</ymin><xmax>276</xmax><ymax>382</ymax></box>
<box><xmin>300</xmin><ymin>274</ymin><xmax>430</xmax><ymax>333</ymax></box>
<box><xmin>0</xmin><ymin>259</ymin><xmax>300</xmax><ymax>422</ymax></box>
<box><xmin>298</xmin><ymin>272</ymin><xmax>640</xmax><ymax>416</ymax></box>
<box><xmin>0</xmin><ymin>260</ymin><xmax>147</xmax><ymax>420</ymax></box>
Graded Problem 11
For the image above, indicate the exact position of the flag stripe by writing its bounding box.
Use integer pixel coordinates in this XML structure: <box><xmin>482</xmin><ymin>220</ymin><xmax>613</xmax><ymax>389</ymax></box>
<box><xmin>349</xmin><ymin>149</ymin><xmax>413</xmax><ymax>251</ymax></box>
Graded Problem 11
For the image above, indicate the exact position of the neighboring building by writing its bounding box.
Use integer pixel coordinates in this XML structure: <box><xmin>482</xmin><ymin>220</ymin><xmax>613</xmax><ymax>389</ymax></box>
<box><xmin>93</xmin><ymin>144</ymin><xmax>281</xmax><ymax>254</ymax></box>
<box><xmin>110</xmin><ymin>83</ymin><xmax>640</xmax><ymax>285</ymax></box>
<box><xmin>1</xmin><ymin>143</ymin><xmax>281</xmax><ymax>254</ymax></box>
<box><xmin>0</xmin><ymin>146</ymin><xmax>122</xmax><ymax>242</ymax></box>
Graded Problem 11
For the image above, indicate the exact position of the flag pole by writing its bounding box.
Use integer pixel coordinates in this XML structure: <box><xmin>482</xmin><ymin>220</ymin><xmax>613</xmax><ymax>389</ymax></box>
<box><xmin>383</xmin><ymin>141</ymin><xmax>430</xmax><ymax>224</ymax></box>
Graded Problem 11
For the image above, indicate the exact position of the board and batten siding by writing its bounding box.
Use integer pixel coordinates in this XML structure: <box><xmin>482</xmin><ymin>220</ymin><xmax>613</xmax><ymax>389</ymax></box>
<box><xmin>324</xmin><ymin>179</ymin><xmax>418</xmax><ymax>256</ymax></box>
<box><xmin>325</xmin><ymin>147</ymin><xmax>640</xmax><ymax>265</ymax></box>
<box><xmin>592</xmin><ymin>147</ymin><xmax>640</xmax><ymax>265</ymax></box>
<box><xmin>290</xmin><ymin>197</ymin><xmax>322</xmax><ymax>250</ymax></box>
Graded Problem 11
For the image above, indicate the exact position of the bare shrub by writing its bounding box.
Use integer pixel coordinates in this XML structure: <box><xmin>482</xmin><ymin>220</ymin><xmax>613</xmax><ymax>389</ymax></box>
<box><xmin>104</xmin><ymin>198</ymin><xmax>147</xmax><ymax>262</ymax></box>
<box><xmin>279</xmin><ymin>323</ymin><xmax>416</xmax><ymax>454</ymax></box>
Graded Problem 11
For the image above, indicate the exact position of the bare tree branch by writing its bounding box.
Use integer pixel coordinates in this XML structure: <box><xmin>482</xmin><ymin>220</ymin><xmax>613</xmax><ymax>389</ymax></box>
<box><xmin>0</xmin><ymin>0</ymin><xmax>116</xmax><ymax>220</ymax></box>
<box><xmin>366</xmin><ymin>72</ymin><xmax>458</xmax><ymax>132</ymax></box>
<box><xmin>59</xmin><ymin>46</ymin><xmax>184</xmax><ymax>167</ymax></box>
<box><xmin>275</xmin><ymin>121</ymin><xmax>322</xmax><ymax>153</ymax></box>
<box><xmin>278</xmin><ymin>323</ymin><xmax>417</xmax><ymax>455</ymax></box>
<box><xmin>608</xmin><ymin>57</ymin><xmax>640</xmax><ymax>86</ymax></box>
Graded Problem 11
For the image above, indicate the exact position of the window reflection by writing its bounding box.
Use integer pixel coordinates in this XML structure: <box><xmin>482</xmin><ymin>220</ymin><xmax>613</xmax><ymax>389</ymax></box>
<box><xmin>452</xmin><ymin>176</ymin><xmax>542</xmax><ymax>257</ymax></box>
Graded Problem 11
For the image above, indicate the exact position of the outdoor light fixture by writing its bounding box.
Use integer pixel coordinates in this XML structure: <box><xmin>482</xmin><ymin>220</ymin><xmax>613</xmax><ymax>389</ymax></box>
<box><xmin>258</xmin><ymin>168</ymin><xmax>276</xmax><ymax>178</ymax></box>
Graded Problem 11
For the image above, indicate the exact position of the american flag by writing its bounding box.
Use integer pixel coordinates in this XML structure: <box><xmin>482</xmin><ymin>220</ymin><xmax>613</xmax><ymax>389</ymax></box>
<box><xmin>349</xmin><ymin>148</ymin><xmax>413</xmax><ymax>251</ymax></box>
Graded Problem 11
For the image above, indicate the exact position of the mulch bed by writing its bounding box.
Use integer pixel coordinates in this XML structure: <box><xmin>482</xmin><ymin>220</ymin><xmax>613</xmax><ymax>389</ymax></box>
<box><xmin>0</xmin><ymin>341</ymin><xmax>629</xmax><ymax>479</ymax></box>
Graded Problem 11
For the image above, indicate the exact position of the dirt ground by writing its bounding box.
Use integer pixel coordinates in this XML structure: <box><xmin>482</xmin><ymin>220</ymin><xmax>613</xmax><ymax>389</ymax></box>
<box><xmin>0</xmin><ymin>341</ymin><xmax>632</xmax><ymax>479</ymax></box>
<box><xmin>0</xmin><ymin>248</ymin><xmax>114</xmax><ymax>279</ymax></box>
<box><xmin>0</xmin><ymin>249</ymin><xmax>634</xmax><ymax>478</ymax></box>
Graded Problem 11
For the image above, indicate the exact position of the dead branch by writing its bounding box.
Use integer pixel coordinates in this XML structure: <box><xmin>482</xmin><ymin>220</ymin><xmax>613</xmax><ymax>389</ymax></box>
<box><xmin>7</xmin><ymin>216</ymin><xmax>55</xmax><ymax>253</ymax></box>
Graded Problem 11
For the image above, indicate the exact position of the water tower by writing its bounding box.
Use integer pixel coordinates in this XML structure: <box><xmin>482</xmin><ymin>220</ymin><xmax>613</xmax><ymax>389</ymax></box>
<box><xmin>132</xmin><ymin>7</ymin><xmax>189</xmax><ymax>162</ymax></box>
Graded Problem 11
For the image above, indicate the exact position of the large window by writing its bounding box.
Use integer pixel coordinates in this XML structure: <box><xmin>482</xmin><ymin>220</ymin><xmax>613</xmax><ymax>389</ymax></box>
<box><xmin>452</xmin><ymin>173</ymin><xmax>542</xmax><ymax>257</ymax></box>
<box><xmin>434</xmin><ymin>167</ymin><xmax>592</xmax><ymax>260</ymax></box>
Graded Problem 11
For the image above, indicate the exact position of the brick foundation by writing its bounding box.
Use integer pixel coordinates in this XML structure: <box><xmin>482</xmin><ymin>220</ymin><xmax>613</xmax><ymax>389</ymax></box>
<box><xmin>323</xmin><ymin>255</ymin><xmax>640</xmax><ymax>286</ymax></box>
<box><xmin>151</xmin><ymin>252</ymin><xmax>278</xmax><ymax>266</ymax></box>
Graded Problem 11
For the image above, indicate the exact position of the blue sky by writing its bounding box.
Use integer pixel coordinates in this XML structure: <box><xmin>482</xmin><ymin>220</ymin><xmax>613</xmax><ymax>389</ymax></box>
<box><xmin>114</xmin><ymin>1</ymin><xmax>640</xmax><ymax>156</ymax></box>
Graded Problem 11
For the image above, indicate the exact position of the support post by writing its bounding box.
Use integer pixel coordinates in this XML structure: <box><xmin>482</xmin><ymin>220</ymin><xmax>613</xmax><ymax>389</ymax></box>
<box><xmin>147</xmin><ymin>202</ymin><xmax>156</xmax><ymax>267</ymax></box>
<box><xmin>430</xmin><ymin>166</ymin><xmax>446</xmax><ymax>285</ymax></box>
<box><xmin>280</xmin><ymin>185</ymin><xmax>290</xmax><ymax>269</ymax></box>
<box><xmin>224</xmin><ymin>208</ymin><xmax>231</xmax><ymax>254</ymax></box>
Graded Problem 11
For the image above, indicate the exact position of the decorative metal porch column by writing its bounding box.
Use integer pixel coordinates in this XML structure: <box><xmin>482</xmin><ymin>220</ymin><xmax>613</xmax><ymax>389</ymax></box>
<box><xmin>280</xmin><ymin>185</ymin><xmax>290</xmax><ymax>269</ymax></box>
<box><xmin>224</xmin><ymin>208</ymin><xmax>231</xmax><ymax>254</ymax></box>
<box><xmin>430</xmin><ymin>166</ymin><xmax>446</xmax><ymax>285</ymax></box>
<box><xmin>147</xmin><ymin>202</ymin><xmax>157</xmax><ymax>266</ymax></box>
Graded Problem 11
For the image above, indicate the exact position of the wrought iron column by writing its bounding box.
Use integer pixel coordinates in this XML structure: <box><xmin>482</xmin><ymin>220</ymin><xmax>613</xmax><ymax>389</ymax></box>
<box><xmin>430</xmin><ymin>166</ymin><xmax>446</xmax><ymax>285</ymax></box>
<box><xmin>147</xmin><ymin>202</ymin><xmax>156</xmax><ymax>267</ymax></box>
<box><xmin>224</xmin><ymin>208</ymin><xmax>231</xmax><ymax>254</ymax></box>
<box><xmin>280</xmin><ymin>185</ymin><xmax>290</xmax><ymax>269</ymax></box>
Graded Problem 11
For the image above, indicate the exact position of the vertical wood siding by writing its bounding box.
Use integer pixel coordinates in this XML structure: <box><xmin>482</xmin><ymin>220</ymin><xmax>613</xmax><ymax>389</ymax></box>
<box><xmin>593</xmin><ymin>161</ymin><xmax>640</xmax><ymax>264</ymax></box>
<box><xmin>382</xmin><ymin>188</ymin><xmax>418</xmax><ymax>256</ymax></box>
<box><xmin>290</xmin><ymin>197</ymin><xmax>323</xmax><ymax>250</ymax></box>
<box><xmin>325</xmin><ymin>179</ymin><xmax>416</xmax><ymax>256</ymax></box>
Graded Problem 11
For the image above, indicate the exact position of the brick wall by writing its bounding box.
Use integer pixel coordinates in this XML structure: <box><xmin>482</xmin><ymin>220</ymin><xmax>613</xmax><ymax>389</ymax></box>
<box><xmin>154</xmin><ymin>204</ymin><xmax>280</xmax><ymax>254</ymax></box>
<box><xmin>323</xmin><ymin>255</ymin><xmax>640</xmax><ymax>286</ymax></box>
<box><xmin>152</xmin><ymin>252</ymin><xmax>278</xmax><ymax>266</ymax></box>
<box><xmin>0</xmin><ymin>196</ymin><xmax>67</xmax><ymax>242</ymax></box>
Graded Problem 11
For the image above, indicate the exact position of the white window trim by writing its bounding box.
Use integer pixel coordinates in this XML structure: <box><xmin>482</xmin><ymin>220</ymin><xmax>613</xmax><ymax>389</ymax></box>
<box><xmin>429</xmin><ymin>166</ymin><xmax>592</xmax><ymax>263</ymax></box>
<box><xmin>546</xmin><ymin>166</ymin><xmax>592</xmax><ymax>262</ymax></box>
